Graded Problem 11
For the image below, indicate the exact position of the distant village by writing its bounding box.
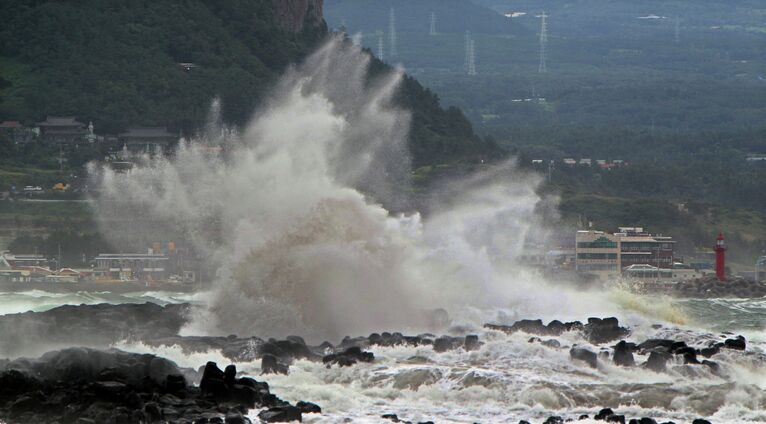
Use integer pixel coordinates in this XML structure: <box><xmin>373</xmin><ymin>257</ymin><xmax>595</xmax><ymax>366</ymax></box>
<box><xmin>522</xmin><ymin>226</ymin><xmax>766</xmax><ymax>285</ymax></box>
<box><xmin>1</xmin><ymin>226</ymin><xmax>764</xmax><ymax>287</ymax></box>
<box><xmin>1</xmin><ymin>117</ymin><xmax>765</xmax><ymax>287</ymax></box>
<box><xmin>0</xmin><ymin>241</ymin><xmax>200</xmax><ymax>287</ymax></box>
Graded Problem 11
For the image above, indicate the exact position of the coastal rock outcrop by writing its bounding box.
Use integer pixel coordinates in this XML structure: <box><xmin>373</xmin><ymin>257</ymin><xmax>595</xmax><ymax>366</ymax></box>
<box><xmin>0</xmin><ymin>348</ymin><xmax>321</xmax><ymax>424</ymax></box>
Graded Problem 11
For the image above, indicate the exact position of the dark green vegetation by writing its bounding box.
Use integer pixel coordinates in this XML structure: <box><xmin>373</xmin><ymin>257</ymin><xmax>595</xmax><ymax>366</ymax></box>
<box><xmin>0</xmin><ymin>0</ymin><xmax>493</xmax><ymax>166</ymax></box>
<box><xmin>0</xmin><ymin>0</ymin><xmax>500</xmax><ymax>257</ymax></box>
<box><xmin>326</xmin><ymin>0</ymin><xmax>766</xmax><ymax>263</ymax></box>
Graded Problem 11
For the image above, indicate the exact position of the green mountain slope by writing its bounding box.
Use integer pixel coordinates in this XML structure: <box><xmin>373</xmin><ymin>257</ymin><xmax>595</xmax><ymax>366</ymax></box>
<box><xmin>0</xmin><ymin>0</ymin><xmax>496</xmax><ymax>167</ymax></box>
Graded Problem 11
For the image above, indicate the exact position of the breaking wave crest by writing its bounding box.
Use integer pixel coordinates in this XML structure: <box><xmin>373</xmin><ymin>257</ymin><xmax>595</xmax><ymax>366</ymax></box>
<box><xmin>91</xmin><ymin>38</ymin><xmax>555</xmax><ymax>341</ymax></box>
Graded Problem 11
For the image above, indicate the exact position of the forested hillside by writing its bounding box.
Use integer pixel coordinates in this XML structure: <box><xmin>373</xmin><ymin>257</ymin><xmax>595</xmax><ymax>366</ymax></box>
<box><xmin>0</xmin><ymin>0</ymin><xmax>496</xmax><ymax>167</ymax></box>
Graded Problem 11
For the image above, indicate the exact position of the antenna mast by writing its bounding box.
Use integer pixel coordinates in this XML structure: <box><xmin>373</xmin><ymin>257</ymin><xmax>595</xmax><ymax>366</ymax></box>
<box><xmin>376</xmin><ymin>30</ymin><xmax>385</xmax><ymax>60</ymax></box>
<box><xmin>464</xmin><ymin>31</ymin><xmax>477</xmax><ymax>76</ymax></box>
<box><xmin>389</xmin><ymin>8</ymin><xmax>398</xmax><ymax>58</ymax></box>
<box><xmin>538</xmin><ymin>11</ymin><xmax>548</xmax><ymax>73</ymax></box>
<box><xmin>429</xmin><ymin>12</ymin><xmax>437</xmax><ymax>36</ymax></box>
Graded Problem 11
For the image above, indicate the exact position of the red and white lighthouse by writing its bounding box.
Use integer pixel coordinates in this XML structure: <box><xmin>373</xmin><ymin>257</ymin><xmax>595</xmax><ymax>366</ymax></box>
<box><xmin>714</xmin><ymin>232</ymin><xmax>726</xmax><ymax>281</ymax></box>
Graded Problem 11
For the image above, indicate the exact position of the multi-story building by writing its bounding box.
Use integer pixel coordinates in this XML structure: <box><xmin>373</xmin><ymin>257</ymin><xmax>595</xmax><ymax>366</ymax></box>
<box><xmin>575</xmin><ymin>231</ymin><xmax>621</xmax><ymax>280</ymax></box>
<box><xmin>37</xmin><ymin>116</ymin><xmax>87</xmax><ymax>144</ymax></box>
<box><xmin>616</xmin><ymin>227</ymin><xmax>675</xmax><ymax>270</ymax></box>
<box><xmin>576</xmin><ymin>227</ymin><xmax>677</xmax><ymax>281</ymax></box>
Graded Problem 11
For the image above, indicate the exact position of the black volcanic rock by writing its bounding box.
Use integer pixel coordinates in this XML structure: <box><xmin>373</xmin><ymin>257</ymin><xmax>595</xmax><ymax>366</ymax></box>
<box><xmin>595</xmin><ymin>408</ymin><xmax>615</xmax><ymax>420</ymax></box>
<box><xmin>262</xmin><ymin>354</ymin><xmax>289</xmax><ymax>375</ymax></box>
<box><xmin>296</xmin><ymin>400</ymin><xmax>321</xmax><ymax>414</ymax></box>
<box><xmin>570</xmin><ymin>346</ymin><xmax>598</xmax><ymax>368</ymax></box>
<box><xmin>644</xmin><ymin>351</ymin><xmax>671</xmax><ymax>373</ymax></box>
<box><xmin>258</xmin><ymin>405</ymin><xmax>302</xmax><ymax>423</ymax></box>
<box><xmin>583</xmin><ymin>317</ymin><xmax>630</xmax><ymax>344</ymax></box>
<box><xmin>322</xmin><ymin>346</ymin><xmax>374</xmax><ymax>367</ymax></box>
<box><xmin>485</xmin><ymin>319</ymin><xmax>582</xmax><ymax>336</ymax></box>
<box><xmin>613</xmin><ymin>341</ymin><xmax>635</xmax><ymax>367</ymax></box>
<box><xmin>724</xmin><ymin>336</ymin><xmax>746</xmax><ymax>350</ymax></box>
<box><xmin>0</xmin><ymin>348</ymin><xmax>313</xmax><ymax>424</ymax></box>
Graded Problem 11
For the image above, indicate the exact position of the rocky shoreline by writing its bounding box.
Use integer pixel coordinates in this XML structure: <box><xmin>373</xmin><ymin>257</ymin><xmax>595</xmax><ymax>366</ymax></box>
<box><xmin>0</xmin><ymin>303</ymin><xmax>759</xmax><ymax>423</ymax></box>
<box><xmin>626</xmin><ymin>276</ymin><xmax>766</xmax><ymax>299</ymax></box>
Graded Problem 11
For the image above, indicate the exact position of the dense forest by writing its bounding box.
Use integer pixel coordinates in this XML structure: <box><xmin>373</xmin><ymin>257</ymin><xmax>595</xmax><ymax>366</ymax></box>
<box><xmin>0</xmin><ymin>0</ymin><xmax>495</xmax><ymax>168</ymax></box>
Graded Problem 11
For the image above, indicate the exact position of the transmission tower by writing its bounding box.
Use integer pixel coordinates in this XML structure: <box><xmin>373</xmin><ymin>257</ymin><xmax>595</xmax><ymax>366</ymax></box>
<box><xmin>376</xmin><ymin>30</ymin><xmax>385</xmax><ymax>60</ymax></box>
<box><xmin>464</xmin><ymin>31</ymin><xmax>477</xmax><ymax>76</ymax></box>
<box><xmin>674</xmin><ymin>17</ymin><xmax>681</xmax><ymax>43</ymax></box>
<box><xmin>429</xmin><ymin>12</ymin><xmax>437</xmax><ymax>36</ymax></box>
<box><xmin>538</xmin><ymin>12</ymin><xmax>548</xmax><ymax>73</ymax></box>
<box><xmin>389</xmin><ymin>7</ymin><xmax>398</xmax><ymax>58</ymax></box>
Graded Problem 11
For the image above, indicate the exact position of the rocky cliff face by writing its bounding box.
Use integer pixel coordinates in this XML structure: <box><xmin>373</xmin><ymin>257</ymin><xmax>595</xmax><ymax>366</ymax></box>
<box><xmin>271</xmin><ymin>0</ymin><xmax>324</xmax><ymax>33</ymax></box>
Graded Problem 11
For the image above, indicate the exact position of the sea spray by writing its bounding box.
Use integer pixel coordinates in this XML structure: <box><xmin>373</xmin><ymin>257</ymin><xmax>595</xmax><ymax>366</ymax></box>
<box><xmin>90</xmin><ymin>37</ymin><xmax>575</xmax><ymax>340</ymax></box>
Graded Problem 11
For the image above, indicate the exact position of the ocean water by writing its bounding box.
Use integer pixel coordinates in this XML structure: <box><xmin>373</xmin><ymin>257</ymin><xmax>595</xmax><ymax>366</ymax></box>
<box><xmin>5</xmin><ymin>288</ymin><xmax>753</xmax><ymax>423</ymax></box>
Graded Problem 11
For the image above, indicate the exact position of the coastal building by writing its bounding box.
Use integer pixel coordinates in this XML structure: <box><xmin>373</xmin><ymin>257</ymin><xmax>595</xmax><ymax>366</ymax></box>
<box><xmin>575</xmin><ymin>230</ymin><xmax>621</xmax><ymax>280</ymax></box>
<box><xmin>93</xmin><ymin>253</ymin><xmax>170</xmax><ymax>282</ymax></box>
<box><xmin>616</xmin><ymin>227</ymin><xmax>675</xmax><ymax>269</ymax></box>
<box><xmin>37</xmin><ymin>116</ymin><xmax>87</xmax><ymax>144</ymax></box>
<box><xmin>575</xmin><ymin>227</ymin><xmax>678</xmax><ymax>281</ymax></box>
<box><xmin>118</xmin><ymin>127</ymin><xmax>178</xmax><ymax>153</ymax></box>
<box><xmin>1</xmin><ymin>252</ymin><xmax>49</xmax><ymax>268</ymax></box>
<box><xmin>0</xmin><ymin>121</ymin><xmax>36</xmax><ymax>144</ymax></box>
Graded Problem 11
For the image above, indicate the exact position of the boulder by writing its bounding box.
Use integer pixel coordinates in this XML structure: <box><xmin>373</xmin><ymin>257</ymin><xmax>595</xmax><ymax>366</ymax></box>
<box><xmin>464</xmin><ymin>335</ymin><xmax>480</xmax><ymax>351</ymax></box>
<box><xmin>644</xmin><ymin>351</ymin><xmax>671</xmax><ymax>373</ymax></box>
<box><xmin>570</xmin><ymin>346</ymin><xmax>598</xmax><ymax>368</ymax></box>
<box><xmin>296</xmin><ymin>401</ymin><xmax>321</xmax><ymax>414</ymax></box>
<box><xmin>258</xmin><ymin>406</ymin><xmax>302</xmax><ymax>423</ymax></box>
<box><xmin>612</xmin><ymin>341</ymin><xmax>635</xmax><ymax>367</ymax></box>
<box><xmin>322</xmin><ymin>346</ymin><xmax>374</xmax><ymax>367</ymax></box>
<box><xmin>262</xmin><ymin>354</ymin><xmax>289</xmax><ymax>375</ymax></box>
<box><xmin>583</xmin><ymin>317</ymin><xmax>629</xmax><ymax>344</ymax></box>
<box><xmin>595</xmin><ymin>408</ymin><xmax>615</xmax><ymax>420</ymax></box>
<box><xmin>723</xmin><ymin>336</ymin><xmax>746</xmax><ymax>350</ymax></box>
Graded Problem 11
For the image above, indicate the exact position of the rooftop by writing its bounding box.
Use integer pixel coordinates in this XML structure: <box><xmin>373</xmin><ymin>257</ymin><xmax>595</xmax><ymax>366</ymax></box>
<box><xmin>37</xmin><ymin>116</ymin><xmax>85</xmax><ymax>127</ymax></box>
<box><xmin>119</xmin><ymin>127</ymin><xmax>177</xmax><ymax>138</ymax></box>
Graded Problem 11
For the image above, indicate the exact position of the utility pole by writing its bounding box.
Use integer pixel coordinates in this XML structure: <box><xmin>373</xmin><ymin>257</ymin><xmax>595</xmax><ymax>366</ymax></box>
<box><xmin>389</xmin><ymin>7</ymin><xmax>398</xmax><ymax>58</ymax></box>
<box><xmin>464</xmin><ymin>31</ymin><xmax>477</xmax><ymax>76</ymax></box>
<box><xmin>376</xmin><ymin>30</ymin><xmax>385</xmax><ymax>60</ymax></box>
<box><xmin>538</xmin><ymin>12</ymin><xmax>548</xmax><ymax>73</ymax></box>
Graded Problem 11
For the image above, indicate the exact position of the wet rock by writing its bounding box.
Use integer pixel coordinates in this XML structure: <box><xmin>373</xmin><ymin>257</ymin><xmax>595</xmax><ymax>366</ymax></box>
<box><xmin>692</xmin><ymin>420</ymin><xmax>712</xmax><ymax>424</ymax></box>
<box><xmin>613</xmin><ymin>341</ymin><xmax>635</xmax><ymax>367</ymax></box>
<box><xmin>464</xmin><ymin>335</ymin><xmax>480</xmax><ymax>351</ymax></box>
<box><xmin>225</xmin><ymin>411</ymin><xmax>250</xmax><ymax>424</ymax></box>
<box><xmin>723</xmin><ymin>335</ymin><xmax>746</xmax><ymax>350</ymax></box>
<box><xmin>644</xmin><ymin>351</ymin><xmax>671</xmax><ymax>373</ymax></box>
<box><xmin>296</xmin><ymin>401</ymin><xmax>321</xmax><ymax>414</ymax></box>
<box><xmin>541</xmin><ymin>339</ymin><xmax>561</xmax><ymax>349</ymax></box>
<box><xmin>433</xmin><ymin>336</ymin><xmax>461</xmax><ymax>352</ymax></box>
<box><xmin>699</xmin><ymin>344</ymin><xmax>721</xmax><ymax>358</ymax></box>
<box><xmin>637</xmin><ymin>339</ymin><xmax>674</xmax><ymax>353</ymax></box>
<box><xmin>606</xmin><ymin>415</ymin><xmax>626</xmax><ymax>424</ymax></box>
<box><xmin>382</xmin><ymin>413</ymin><xmax>401</xmax><ymax>422</ymax></box>
<box><xmin>579</xmin><ymin>415</ymin><xmax>590</xmax><ymax>420</ymax></box>
<box><xmin>701</xmin><ymin>360</ymin><xmax>722</xmax><ymax>376</ymax></box>
<box><xmin>258</xmin><ymin>405</ymin><xmax>302</xmax><ymax>422</ymax></box>
<box><xmin>544</xmin><ymin>416</ymin><xmax>564</xmax><ymax>424</ymax></box>
<box><xmin>484</xmin><ymin>319</ymin><xmax>581</xmax><ymax>336</ymax></box>
<box><xmin>261</xmin><ymin>354</ymin><xmax>289</xmax><ymax>375</ymax></box>
<box><xmin>322</xmin><ymin>346</ymin><xmax>374</xmax><ymax>367</ymax></box>
<box><xmin>595</xmin><ymin>408</ymin><xmax>615</xmax><ymax>420</ymax></box>
<box><xmin>629</xmin><ymin>419</ymin><xmax>657</xmax><ymax>424</ymax></box>
<box><xmin>570</xmin><ymin>346</ymin><xmax>598</xmax><ymax>368</ymax></box>
<box><xmin>519</xmin><ymin>421</ymin><xmax>531</xmax><ymax>424</ymax></box>
<box><xmin>583</xmin><ymin>317</ymin><xmax>629</xmax><ymax>344</ymax></box>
